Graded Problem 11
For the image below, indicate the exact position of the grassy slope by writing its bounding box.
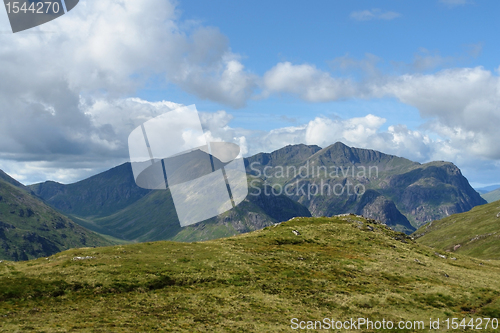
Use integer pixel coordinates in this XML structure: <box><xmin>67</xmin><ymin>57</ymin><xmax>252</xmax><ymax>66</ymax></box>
<box><xmin>414</xmin><ymin>201</ymin><xmax>500</xmax><ymax>260</ymax></box>
<box><xmin>1</xmin><ymin>216</ymin><xmax>500</xmax><ymax>332</ymax></box>
<box><xmin>482</xmin><ymin>189</ymin><xmax>500</xmax><ymax>203</ymax></box>
<box><xmin>0</xmin><ymin>178</ymin><xmax>113</xmax><ymax>261</ymax></box>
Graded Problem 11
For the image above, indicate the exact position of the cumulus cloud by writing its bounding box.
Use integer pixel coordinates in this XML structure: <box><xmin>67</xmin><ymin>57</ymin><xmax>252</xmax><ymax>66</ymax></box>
<box><xmin>262</xmin><ymin>62</ymin><xmax>356</xmax><ymax>102</ymax></box>
<box><xmin>0</xmin><ymin>0</ymin><xmax>255</xmax><ymax>158</ymax></box>
<box><xmin>0</xmin><ymin>0</ymin><xmax>259</xmax><ymax>182</ymax></box>
<box><xmin>261</xmin><ymin>60</ymin><xmax>500</xmax><ymax>162</ymax></box>
<box><xmin>0</xmin><ymin>0</ymin><xmax>498</xmax><ymax>186</ymax></box>
<box><xmin>375</xmin><ymin>67</ymin><xmax>500</xmax><ymax>158</ymax></box>
<box><xmin>350</xmin><ymin>9</ymin><xmax>401</xmax><ymax>21</ymax></box>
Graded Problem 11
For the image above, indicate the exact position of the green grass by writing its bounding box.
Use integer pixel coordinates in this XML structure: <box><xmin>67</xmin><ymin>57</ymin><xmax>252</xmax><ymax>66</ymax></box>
<box><xmin>414</xmin><ymin>201</ymin><xmax>500</xmax><ymax>260</ymax></box>
<box><xmin>1</xmin><ymin>216</ymin><xmax>500</xmax><ymax>331</ymax></box>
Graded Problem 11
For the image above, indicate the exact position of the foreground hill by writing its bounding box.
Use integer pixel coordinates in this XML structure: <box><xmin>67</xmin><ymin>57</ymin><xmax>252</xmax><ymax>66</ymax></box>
<box><xmin>0</xmin><ymin>171</ymin><xmax>112</xmax><ymax>261</ymax></box>
<box><xmin>414</xmin><ymin>201</ymin><xmax>500</xmax><ymax>260</ymax></box>
<box><xmin>246</xmin><ymin>142</ymin><xmax>486</xmax><ymax>231</ymax></box>
<box><xmin>0</xmin><ymin>216</ymin><xmax>499</xmax><ymax>331</ymax></box>
<box><xmin>482</xmin><ymin>188</ymin><xmax>500</xmax><ymax>203</ymax></box>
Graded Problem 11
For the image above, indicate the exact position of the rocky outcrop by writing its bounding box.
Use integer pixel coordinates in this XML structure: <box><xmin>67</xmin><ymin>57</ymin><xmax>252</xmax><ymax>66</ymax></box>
<box><xmin>355</xmin><ymin>190</ymin><xmax>414</xmax><ymax>233</ymax></box>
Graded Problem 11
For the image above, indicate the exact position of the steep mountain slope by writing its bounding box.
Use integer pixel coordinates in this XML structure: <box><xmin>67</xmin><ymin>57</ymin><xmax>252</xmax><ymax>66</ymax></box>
<box><xmin>482</xmin><ymin>188</ymin><xmax>500</xmax><ymax>203</ymax></box>
<box><xmin>246</xmin><ymin>142</ymin><xmax>485</xmax><ymax>232</ymax></box>
<box><xmin>414</xmin><ymin>201</ymin><xmax>500</xmax><ymax>259</ymax></box>
<box><xmin>31</xmin><ymin>163</ymin><xmax>311</xmax><ymax>242</ymax></box>
<box><xmin>29</xmin><ymin>163</ymin><xmax>151</xmax><ymax>218</ymax></box>
<box><xmin>1</xmin><ymin>216</ymin><xmax>500</xmax><ymax>331</ymax></box>
<box><xmin>0</xmin><ymin>171</ymin><xmax>112</xmax><ymax>261</ymax></box>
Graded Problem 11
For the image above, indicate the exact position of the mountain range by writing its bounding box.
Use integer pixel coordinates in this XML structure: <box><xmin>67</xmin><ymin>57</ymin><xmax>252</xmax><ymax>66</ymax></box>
<box><xmin>29</xmin><ymin>163</ymin><xmax>310</xmax><ymax>244</ymax></box>
<box><xmin>245</xmin><ymin>142</ymin><xmax>485</xmax><ymax>232</ymax></box>
<box><xmin>476</xmin><ymin>184</ymin><xmax>500</xmax><ymax>194</ymax></box>
<box><xmin>0</xmin><ymin>141</ymin><xmax>488</xmax><ymax>260</ymax></box>
<box><xmin>30</xmin><ymin>142</ymin><xmax>486</xmax><ymax>239</ymax></box>
<box><xmin>482</xmin><ymin>188</ymin><xmax>500</xmax><ymax>203</ymax></box>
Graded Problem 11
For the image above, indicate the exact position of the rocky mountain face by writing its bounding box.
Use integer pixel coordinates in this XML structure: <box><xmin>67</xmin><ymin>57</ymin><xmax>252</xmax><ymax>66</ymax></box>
<box><xmin>0</xmin><ymin>171</ymin><xmax>112</xmax><ymax>261</ymax></box>
<box><xmin>245</xmin><ymin>142</ymin><xmax>486</xmax><ymax>233</ymax></box>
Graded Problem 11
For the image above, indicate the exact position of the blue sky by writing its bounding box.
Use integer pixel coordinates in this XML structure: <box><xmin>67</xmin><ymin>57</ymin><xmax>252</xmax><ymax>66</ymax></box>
<box><xmin>0</xmin><ymin>0</ymin><xmax>499</xmax><ymax>187</ymax></box>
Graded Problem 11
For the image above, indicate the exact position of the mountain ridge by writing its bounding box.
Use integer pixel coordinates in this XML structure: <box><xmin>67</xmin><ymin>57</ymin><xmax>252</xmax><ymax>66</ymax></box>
<box><xmin>482</xmin><ymin>188</ymin><xmax>500</xmax><ymax>203</ymax></box>
<box><xmin>246</xmin><ymin>142</ymin><xmax>485</xmax><ymax>231</ymax></box>
<box><xmin>29</xmin><ymin>142</ymin><xmax>486</xmax><ymax>240</ymax></box>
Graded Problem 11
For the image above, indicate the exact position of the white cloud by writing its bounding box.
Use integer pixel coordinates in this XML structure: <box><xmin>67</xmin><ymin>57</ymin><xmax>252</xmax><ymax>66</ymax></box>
<box><xmin>375</xmin><ymin>67</ymin><xmax>500</xmax><ymax>159</ymax></box>
<box><xmin>262</xmin><ymin>62</ymin><xmax>356</xmax><ymax>102</ymax></box>
<box><xmin>350</xmin><ymin>9</ymin><xmax>401</xmax><ymax>21</ymax></box>
<box><xmin>0</xmin><ymin>0</ymin><xmax>259</xmax><ymax>182</ymax></box>
<box><xmin>304</xmin><ymin>115</ymin><xmax>386</xmax><ymax>148</ymax></box>
<box><xmin>0</xmin><ymin>0</ymin><xmax>498</xmax><ymax>186</ymax></box>
<box><xmin>261</xmin><ymin>61</ymin><xmax>500</xmax><ymax>162</ymax></box>
<box><xmin>0</xmin><ymin>0</ymin><xmax>256</xmax><ymax>156</ymax></box>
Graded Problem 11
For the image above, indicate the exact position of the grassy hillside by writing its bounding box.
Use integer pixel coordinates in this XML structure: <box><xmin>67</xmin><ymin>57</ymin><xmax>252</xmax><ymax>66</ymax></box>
<box><xmin>1</xmin><ymin>216</ymin><xmax>500</xmax><ymax>331</ymax></box>
<box><xmin>414</xmin><ymin>201</ymin><xmax>500</xmax><ymax>260</ymax></box>
<box><xmin>0</xmin><ymin>175</ymin><xmax>112</xmax><ymax>261</ymax></box>
<box><xmin>482</xmin><ymin>188</ymin><xmax>500</xmax><ymax>203</ymax></box>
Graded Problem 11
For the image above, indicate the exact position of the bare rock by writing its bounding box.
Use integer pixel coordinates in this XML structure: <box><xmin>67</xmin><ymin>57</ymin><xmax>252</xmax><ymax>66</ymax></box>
<box><xmin>434</xmin><ymin>252</ymin><xmax>447</xmax><ymax>259</ymax></box>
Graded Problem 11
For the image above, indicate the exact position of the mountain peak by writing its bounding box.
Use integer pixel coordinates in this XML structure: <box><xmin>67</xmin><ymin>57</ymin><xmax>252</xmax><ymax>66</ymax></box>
<box><xmin>245</xmin><ymin>144</ymin><xmax>321</xmax><ymax>167</ymax></box>
<box><xmin>308</xmin><ymin>142</ymin><xmax>417</xmax><ymax>169</ymax></box>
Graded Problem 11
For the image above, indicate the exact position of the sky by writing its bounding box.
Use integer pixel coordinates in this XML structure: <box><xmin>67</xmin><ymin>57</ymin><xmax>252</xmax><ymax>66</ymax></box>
<box><xmin>0</xmin><ymin>0</ymin><xmax>499</xmax><ymax>187</ymax></box>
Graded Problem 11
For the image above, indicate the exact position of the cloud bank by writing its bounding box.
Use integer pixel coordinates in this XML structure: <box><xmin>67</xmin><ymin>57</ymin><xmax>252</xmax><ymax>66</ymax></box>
<box><xmin>0</xmin><ymin>0</ymin><xmax>498</xmax><ymax>186</ymax></box>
